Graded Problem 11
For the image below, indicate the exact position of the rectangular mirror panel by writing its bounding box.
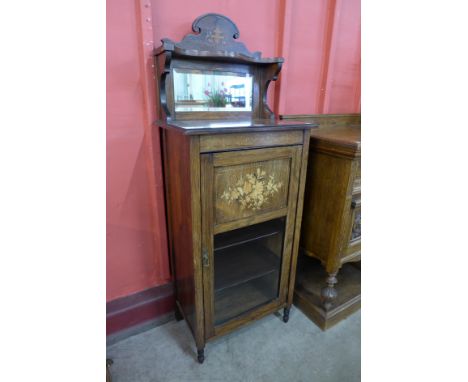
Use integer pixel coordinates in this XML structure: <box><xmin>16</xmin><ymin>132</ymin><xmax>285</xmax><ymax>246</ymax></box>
<box><xmin>173</xmin><ymin>69</ymin><xmax>253</xmax><ymax>112</ymax></box>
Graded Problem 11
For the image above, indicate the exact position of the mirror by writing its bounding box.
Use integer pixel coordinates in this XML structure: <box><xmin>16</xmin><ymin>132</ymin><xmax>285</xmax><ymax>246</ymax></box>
<box><xmin>173</xmin><ymin>69</ymin><xmax>253</xmax><ymax>112</ymax></box>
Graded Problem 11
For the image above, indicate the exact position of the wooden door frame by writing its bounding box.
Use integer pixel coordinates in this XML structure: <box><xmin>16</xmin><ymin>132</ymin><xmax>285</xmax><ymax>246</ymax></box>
<box><xmin>200</xmin><ymin>145</ymin><xmax>302</xmax><ymax>340</ymax></box>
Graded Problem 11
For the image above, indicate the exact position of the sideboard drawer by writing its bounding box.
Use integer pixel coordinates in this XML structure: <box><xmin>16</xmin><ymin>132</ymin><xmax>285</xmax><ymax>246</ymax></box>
<box><xmin>203</xmin><ymin>146</ymin><xmax>302</xmax><ymax>233</ymax></box>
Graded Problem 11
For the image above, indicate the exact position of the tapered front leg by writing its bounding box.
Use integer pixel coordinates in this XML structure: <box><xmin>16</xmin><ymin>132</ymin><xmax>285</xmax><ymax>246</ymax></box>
<box><xmin>197</xmin><ymin>348</ymin><xmax>205</xmax><ymax>364</ymax></box>
<box><xmin>321</xmin><ymin>271</ymin><xmax>338</xmax><ymax>311</ymax></box>
<box><xmin>106</xmin><ymin>359</ymin><xmax>113</xmax><ymax>382</ymax></box>
<box><xmin>283</xmin><ymin>306</ymin><xmax>290</xmax><ymax>323</ymax></box>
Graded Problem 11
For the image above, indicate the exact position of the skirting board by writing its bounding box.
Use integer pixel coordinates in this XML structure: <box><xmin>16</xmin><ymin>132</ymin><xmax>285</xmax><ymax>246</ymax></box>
<box><xmin>106</xmin><ymin>311</ymin><xmax>174</xmax><ymax>347</ymax></box>
<box><xmin>107</xmin><ymin>282</ymin><xmax>175</xmax><ymax>339</ymax></box>
<box><xmin>294</xmin><ymin>257</ymin><xmax>361</xmax><ymax>330</ymax></box>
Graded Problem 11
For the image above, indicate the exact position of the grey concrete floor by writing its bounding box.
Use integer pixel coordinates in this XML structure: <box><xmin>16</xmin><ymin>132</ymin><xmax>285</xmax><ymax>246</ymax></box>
<box><xmin>107</xmin><ymin>307</ymin><xmax>360</xmax><ymax>382</ymax></box>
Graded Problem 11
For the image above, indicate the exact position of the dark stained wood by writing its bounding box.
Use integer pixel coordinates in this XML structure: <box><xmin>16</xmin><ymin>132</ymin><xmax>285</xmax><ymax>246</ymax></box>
<box><xmin>154</xmin><ymin>13</ymin><xmax>282</xmax><ymax>64</ymax></box>
<box><xmin>153</xmin><ymin>18</ymin><xmax>287</xmax><ymax>121</ymax></box>
<box><xmin>106</xmin><ymin>359</ymin><xmax>113</xmax><ymax>382</ymax></box>
<box><xmin>200</xmin><ymin>153</ymin><xmax>216</xmax><ymax>338</ymax></box>
<box><xmin>282</xmin><ymin>114</ymin><xmax>361</xmax><ymax>328</ymax></box>
<box><xmin>161</xmin><ymin>129</ymin><xmax>198</xmax><ymax>334</ymax></box>
<box><xmin>200</xmin><ymin>130</ymin><xmax>303</xmax><ymax>152</ymax></box>
<box><xmin>164</xmin><ymin>118</ymin><xmax>316</xmax><ymax>135</ymax></box>
<box><xmin>189</xmin><ymin>136</ymin><xmax>205</xmax><ymax>351</ymax></box>
<box><xmin>211</xmin><ymin>145</ymin><xmax>298</xmax><ymax>166</ymax></box>
<box><xmin>156</xmin><ymin>14</ymin><xmax>314</xmax><ymax>362</ymax></box>
<box><xmin>154</xmin><ymin>14</ymin><xmax>317</xmax><ymax>123</ymax></box>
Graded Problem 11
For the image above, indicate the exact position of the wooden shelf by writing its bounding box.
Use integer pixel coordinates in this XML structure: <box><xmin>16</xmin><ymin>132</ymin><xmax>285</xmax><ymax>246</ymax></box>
<box><xmin>214</xmin><ymin>218</ymin><xmax>283</xmax><ymax>251</ymax></box>
<box><xmin>214</xmin><ymin>273</ymin><xmax>278</xmax><ymax>325</ymax></box>
<box><xmin>214</xmin><ymin>242</ymin><xmax>281</xmax><ymax>292</ymax></box>
<box><xmin>213</xmin><ymin>218</ymin><xmax>283</xmax><ymax>326</ymax></box>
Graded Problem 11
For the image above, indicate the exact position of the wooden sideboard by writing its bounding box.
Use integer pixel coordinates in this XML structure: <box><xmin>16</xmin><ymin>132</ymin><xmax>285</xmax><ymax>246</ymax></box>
<box><xmin>281</xmin><ymin>114</ymin><xmax>361</xmax><ymax>329</ymax></box>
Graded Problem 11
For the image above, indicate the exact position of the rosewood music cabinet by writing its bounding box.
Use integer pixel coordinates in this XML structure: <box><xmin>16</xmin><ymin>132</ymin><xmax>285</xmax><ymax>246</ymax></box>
<box><xmin>282</xmin><ymin>114</ymin><xmax>361</xmax><ymax>330</ymax></box>
<box><xmin>154</xmin><ymin>14</ymin><xmax>315</xmax><ymax>363</ymax></box>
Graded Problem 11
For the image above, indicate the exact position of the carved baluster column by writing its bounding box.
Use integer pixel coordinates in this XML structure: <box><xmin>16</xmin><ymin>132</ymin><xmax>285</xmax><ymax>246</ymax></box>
<box><xmin>321</xmin><ymin>272</ymin><xmax>338</xmax><ymax>311</ymax></box>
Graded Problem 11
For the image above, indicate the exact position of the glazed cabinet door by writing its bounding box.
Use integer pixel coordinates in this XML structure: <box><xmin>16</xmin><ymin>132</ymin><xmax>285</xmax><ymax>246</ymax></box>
<box><xmin>200</xmin><ymin>146</ymin><xmax>302</xmax><ymax>339</ymax></box>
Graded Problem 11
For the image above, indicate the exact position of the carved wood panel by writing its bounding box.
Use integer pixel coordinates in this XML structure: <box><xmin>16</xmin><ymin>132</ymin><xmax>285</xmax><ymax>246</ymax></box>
<box><xmin>351</xmin><ymin>209</ymin><xmax>361</xmax><ymax>242</ymax></box>
<box><xmin>344</xmin><ymin>197</ymin><xmax>361</xmax><ymax>259</ymax></box>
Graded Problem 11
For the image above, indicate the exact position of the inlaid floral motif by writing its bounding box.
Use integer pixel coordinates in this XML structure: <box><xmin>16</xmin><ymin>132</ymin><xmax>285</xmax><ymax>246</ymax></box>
<box><xmin>206</xmin><ymin>26</ymin><xmax>225</xmax><ymax>44</ymax></box>
<box><xmin>220</xmin><ymin>168</ymin><xmax>283</xmax><ymax>211</ymax></box>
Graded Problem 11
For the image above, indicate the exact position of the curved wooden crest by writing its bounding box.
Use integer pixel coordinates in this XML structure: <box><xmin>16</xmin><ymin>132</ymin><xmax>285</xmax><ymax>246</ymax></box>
<box><xmin>157</xmin><ymin>13</ymin><xmax>282</xmax><ymax>63</ymax></box>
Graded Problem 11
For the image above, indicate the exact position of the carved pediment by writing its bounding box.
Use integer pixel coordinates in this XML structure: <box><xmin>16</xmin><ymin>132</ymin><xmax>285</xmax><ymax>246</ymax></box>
<box><xmin>158</xmin><ymin>13</ymin><xmax>282</xmax><ymax>63</ymax></box>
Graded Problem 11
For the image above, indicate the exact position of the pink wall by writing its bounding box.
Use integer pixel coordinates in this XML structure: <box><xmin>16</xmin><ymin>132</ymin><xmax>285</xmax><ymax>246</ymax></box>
<box><xmin>107</xmin><ymin>0</ymin><xmax>169</xmax><ymax>301</ymax></box>
<box><xmin>107</xmin><ymin>0</ymin><xmax>361</xmax><ymax>302</ymax></box>
<box><xmin>276</xmin><ymin>0</ymin><xmax>361</xmax><ymax>114</ymax></box>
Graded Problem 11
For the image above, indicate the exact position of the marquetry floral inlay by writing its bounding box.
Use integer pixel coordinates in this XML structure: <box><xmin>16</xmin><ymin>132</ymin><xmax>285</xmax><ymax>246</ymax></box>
<box><xmin>220</xmin><ymin>168</ymin><xmax>283</xmax><ymax>211</ymax></box>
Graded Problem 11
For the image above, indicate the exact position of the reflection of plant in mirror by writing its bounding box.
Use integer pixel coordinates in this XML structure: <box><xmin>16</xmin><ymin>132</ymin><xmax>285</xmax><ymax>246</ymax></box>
<box><xmin>204</xmin><ymin>86</ymin><xmax>228</xmax><ymax>107</ymax></box>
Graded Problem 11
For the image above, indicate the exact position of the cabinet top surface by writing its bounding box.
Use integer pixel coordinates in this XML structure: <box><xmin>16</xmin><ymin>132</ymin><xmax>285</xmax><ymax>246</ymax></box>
<box><xmin>159</xmin><ymin>118</ymin><xmax>317</xmax><ymax>135</ymax></box>
<box><xmin>310</xmin><ymin>125</ymin><xmax>361</xmax><ymax>151</ymax></box>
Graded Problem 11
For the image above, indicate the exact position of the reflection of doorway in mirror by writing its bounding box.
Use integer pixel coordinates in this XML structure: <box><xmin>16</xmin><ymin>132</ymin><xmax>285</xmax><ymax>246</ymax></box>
<box><xmin>173</xmin><ymin>69</ymin><xmax>253</xmax><ymax>112</ymax></box>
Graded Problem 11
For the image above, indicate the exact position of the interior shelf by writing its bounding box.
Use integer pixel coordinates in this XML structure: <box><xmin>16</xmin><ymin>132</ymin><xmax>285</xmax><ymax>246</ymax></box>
<box><xmin>214</xmin><ymin>219</ymin><xmax>283</xmax><ymax>251</ymax></box>
<box><xmin>214</xmin><ymin>273</ymin><xmax>278</xmax><ymax>325</ymax></box>
<box><xmin>214</xmin><ymin>242</ymin><xmax>280</xmax><ymax>292</ymax></box>
<box><xmin>213</xmin><ymin>217</ymin><xmax>285</xmax><ymax>326</ymax></box>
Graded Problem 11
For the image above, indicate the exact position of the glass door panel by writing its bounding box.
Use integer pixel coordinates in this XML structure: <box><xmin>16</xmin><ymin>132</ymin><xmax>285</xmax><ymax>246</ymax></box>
<box><xmin>213</xmin><ymin>218</ymin><xmax>285</xmax><ymax>325</ymax></box>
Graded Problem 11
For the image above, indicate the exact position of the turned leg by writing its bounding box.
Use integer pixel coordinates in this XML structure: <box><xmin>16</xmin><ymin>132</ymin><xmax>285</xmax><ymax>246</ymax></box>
<box><xmin>321</xmin><ymin>271</ymin><xmax>338</xmax><ymax>311</ymax></box>
<box><xmin>174</xmin><ymin>305</ymin><xmax>184</xmax><ymax>321</ymax></box>
<box><xmin>283</xmin><ymin>306</ymin><xmax>290</xmax><ymax>323</ymax></box>
<box><xmin>106</xmin><ymin>359</ymin><xmax>113</xmax><ymax>382</ymax></box>
<box><xmin>197</xmin><ymin>348</ymin><xmax>205</xmax><ymax>364</ymax></box>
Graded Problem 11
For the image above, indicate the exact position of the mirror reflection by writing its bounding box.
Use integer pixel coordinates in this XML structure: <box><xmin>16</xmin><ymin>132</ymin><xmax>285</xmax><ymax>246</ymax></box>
<box><xmin>173</xmin><ymin>69</ymin><xmax>253</xmax><ymax>112</ymax></box>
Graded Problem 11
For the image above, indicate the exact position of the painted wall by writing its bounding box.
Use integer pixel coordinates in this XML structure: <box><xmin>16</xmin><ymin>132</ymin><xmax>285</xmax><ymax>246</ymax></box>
<box><xmin>107</xmin><ymin>0</ymin><xmax>169</xmax><ymax>301</ymax></box>
<box><xmin>107</xmin><ymin>0</ymin><xmax>360</xmax><ymax>302</ymax></box>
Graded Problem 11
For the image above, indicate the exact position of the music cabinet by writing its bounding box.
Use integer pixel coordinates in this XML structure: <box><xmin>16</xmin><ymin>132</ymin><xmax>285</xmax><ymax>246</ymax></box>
<box><xmin>154</xmin><ymin>14</ymin><xmax>315</xmax><ymax>362</ymax></box>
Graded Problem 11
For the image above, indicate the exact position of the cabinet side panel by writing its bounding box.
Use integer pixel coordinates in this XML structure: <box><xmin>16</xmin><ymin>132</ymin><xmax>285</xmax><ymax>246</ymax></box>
<box><xmin>189</xmin><ymin>137</ymin><xmax>205</xmax><ymax>348</ymax></box>
<box><xmin>163</xmin><ymin>129</ymin><xmax>197</xmax><ymax>332</ymax></box>
<box><xmin>287</xmin><ymin>130</ymin><xmax>311</xmax><ymax>305</ymax></box>
<box><xmin>300</xmin><ymin>150</ymin><xmax>350</xmax><ymax>267</ymax></box>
